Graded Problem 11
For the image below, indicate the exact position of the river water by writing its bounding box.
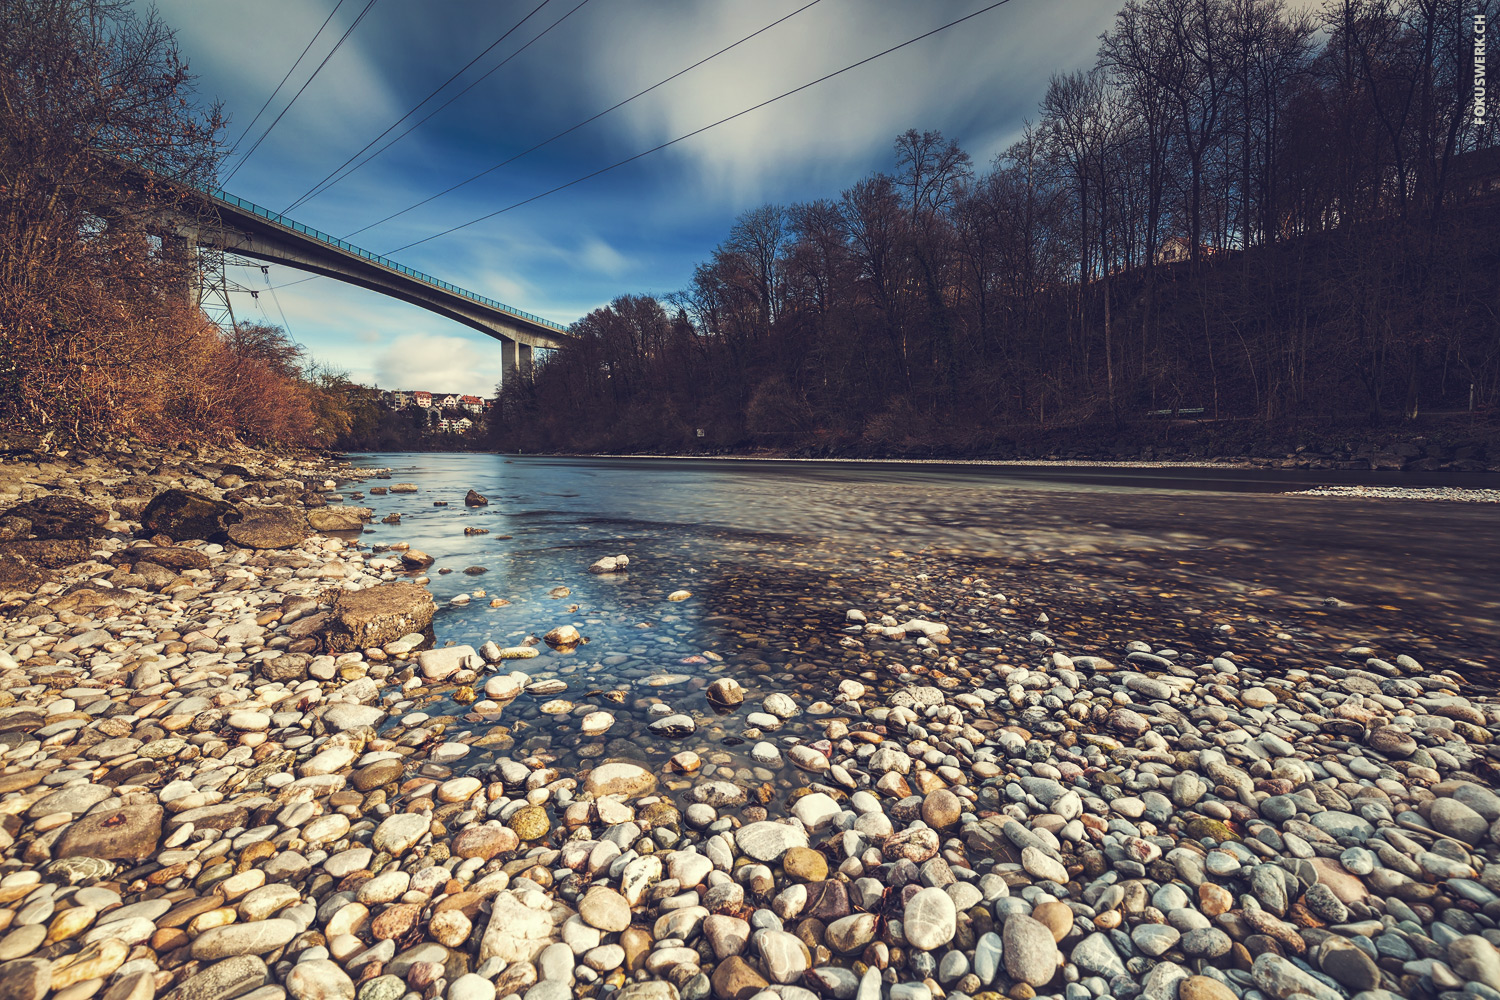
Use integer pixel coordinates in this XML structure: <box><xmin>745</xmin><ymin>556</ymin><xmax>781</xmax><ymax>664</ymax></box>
<box><xmin>342</xmin><ymin>453</ymin><xmax>1500</xmax><ymax>803</ymax></box>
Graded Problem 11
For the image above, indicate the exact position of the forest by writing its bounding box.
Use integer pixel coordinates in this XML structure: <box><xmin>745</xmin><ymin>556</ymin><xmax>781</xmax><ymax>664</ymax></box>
<box><xmin>493</xmin><ymin>0</ymin><xmax>1500</xmax><ymax>458</ymax></box>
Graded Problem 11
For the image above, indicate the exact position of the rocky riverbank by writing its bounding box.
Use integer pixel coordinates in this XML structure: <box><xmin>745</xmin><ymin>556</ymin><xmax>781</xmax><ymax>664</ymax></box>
<box><xmin>562</xmin><ymin>412</ymin><xmax>1500</xmax><ymax>474</ymax></box>
<box><xmin>2</xmin><ymin>445</ymin><xmax>1500</xmax><ymax>1000</ymax></box>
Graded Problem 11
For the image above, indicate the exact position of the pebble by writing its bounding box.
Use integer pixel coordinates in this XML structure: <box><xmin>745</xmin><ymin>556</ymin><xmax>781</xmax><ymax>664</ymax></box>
<box><xmin>3</xmin><ymin>447</ymin><xmax>1500</xmax><ymax>1000</ymax></box>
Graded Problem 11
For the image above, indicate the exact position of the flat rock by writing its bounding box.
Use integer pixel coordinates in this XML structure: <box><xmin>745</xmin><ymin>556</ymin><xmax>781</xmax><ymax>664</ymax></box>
<box><xmin>585</xmin><ymin>762</ymin><xmax>657</xmax><ymax>799</ymax></box>
<box><xmin>735</xmin><ymin>821</ymin><xmax>808</xmax><ymax>862</ymax></box>
<box><xmin>55</xmin><ymin>803</ymin><xmax>162</xmax><ymax>862</ymax></box>
<box><xmin>323</xmin><ymin>583</ymin><xmax>437</xmax><ymax>654</ymax></box>
<box><xmin>479</xmin><ymin>892</ymin><xmax>556</xmax><ymax>963</ymax></box>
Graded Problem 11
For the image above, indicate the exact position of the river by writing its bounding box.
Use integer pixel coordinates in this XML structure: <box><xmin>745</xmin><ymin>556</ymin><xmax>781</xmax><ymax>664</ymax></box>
<box><xmin>342</xmin><ymin>453</ymin><xmax>1500</xmax><ymax>797</ymax></box>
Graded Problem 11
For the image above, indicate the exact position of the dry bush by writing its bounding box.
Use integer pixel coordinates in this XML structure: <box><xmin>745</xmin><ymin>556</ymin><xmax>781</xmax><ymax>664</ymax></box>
<box><xmin>0</xmin><ymin>0</ymin><xmax>230</xmax><ymax>442</ymax></box>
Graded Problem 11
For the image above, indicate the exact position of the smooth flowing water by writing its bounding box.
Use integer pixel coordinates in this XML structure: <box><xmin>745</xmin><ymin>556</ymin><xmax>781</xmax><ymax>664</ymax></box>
<box><xmin>343</xmin><ymin>453</ymin><xmax>1500</xmax><ymax>801</ymax></box>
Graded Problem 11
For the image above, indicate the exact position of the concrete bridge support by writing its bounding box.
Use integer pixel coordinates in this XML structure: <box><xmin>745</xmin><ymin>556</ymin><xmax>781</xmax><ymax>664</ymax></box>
<box><xmin>157</xmin><ymin>232</ymin><xmax>201</xmax><ymax>310</ymax></box>
<box><xmin>502</xmin><ymin>341</ymin><xmax>533</xmax><ymax>385</ymax></box>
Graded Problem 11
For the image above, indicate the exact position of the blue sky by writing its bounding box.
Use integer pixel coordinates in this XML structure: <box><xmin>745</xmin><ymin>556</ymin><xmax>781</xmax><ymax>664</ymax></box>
<box><xmin>154</xmin><ymin>0</ymin><xmax>1120</xmax><ymax>394</ymax></box>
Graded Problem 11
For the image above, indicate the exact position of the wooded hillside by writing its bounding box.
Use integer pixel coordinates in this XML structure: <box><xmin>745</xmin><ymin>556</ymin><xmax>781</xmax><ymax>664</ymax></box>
<box><xmin>495</xmin><ymin>0</ymin><xmax>1500</xmax><ymax>459</ymax></box>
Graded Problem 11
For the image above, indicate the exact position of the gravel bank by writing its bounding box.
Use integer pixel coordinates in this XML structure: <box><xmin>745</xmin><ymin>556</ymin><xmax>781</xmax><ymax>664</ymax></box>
<box><xmin>1286</xmin><ymin>486</ymin><xmax>1500</xmax><ymax>502</ymax></box>
<box><xmin>1</xmin><ymin>447</ymin><xmax>1500</xmax><ymax>1000</ymax></box>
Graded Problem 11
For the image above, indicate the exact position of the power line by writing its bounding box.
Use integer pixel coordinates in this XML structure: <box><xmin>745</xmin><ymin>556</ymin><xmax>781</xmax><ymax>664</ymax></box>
<box><xmin>279</xmin><ymin>0</ymin><xmax>556</xmax><ymax>215</ymax></box>
<box><xmin>346</xmin><ymin>0</ymin><xmax>826</xmax><ymax>239</ymax></box>
<box><xmin>226</xmin><ymin>0</ymin><xmax>346</xmax><ymax>156</ymax></box>
<box><xmin>262</xmin><ymin>268</ymin><xmax>296</xmax><ymax>339</ymax></box>
<box><xmin>282</xmin><ymin>0</ymin><xmax>593</xmax><ymax>214</ymax></box>
<box><xmin>265</xmin><ymin>275</ymin><xmax>320</xmax><ymax>292</ymax></box>
<box><xmin>386</xmin><ymin>0</ymin><xmax>1016</xmax><ymax>255</ymax></box>
<box><xmin>222</xmin><ymin>0</ymin><xmax>382</xmax><ymax>185</ymax></box>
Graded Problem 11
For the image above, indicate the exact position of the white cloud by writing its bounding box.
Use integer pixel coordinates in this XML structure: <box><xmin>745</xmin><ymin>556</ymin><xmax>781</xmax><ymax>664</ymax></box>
<box><xmin>573</xmin><ymin>0</ymin><xmax>1118</xmax><ymax>206</ymax></box>
<box><xmin>375</xmin><ymin>332</ymin><xmax>506</xmax><ymax>396</ymax></box>
<box><xmin>578</xmin><ymin>237</ymin><xmax>631</xmax><ymax>279</ymax></box>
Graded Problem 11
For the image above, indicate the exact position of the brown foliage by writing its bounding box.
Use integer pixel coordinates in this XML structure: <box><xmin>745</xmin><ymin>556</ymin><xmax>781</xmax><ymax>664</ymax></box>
<box><xmin>0</xmin><ymin>0</ymin><xmax>332</xmax><ymax>447</ymax></box>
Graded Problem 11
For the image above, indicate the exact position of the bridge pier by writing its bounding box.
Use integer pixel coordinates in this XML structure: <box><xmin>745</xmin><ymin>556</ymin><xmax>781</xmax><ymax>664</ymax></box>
<box><xmin>502</xmin><ymin>341</ymin><xmax>533</xmax><ymax>386</ymax></box>
<box><xmin>157</xmin><ymin>232</ymin><xmax>202</xmax><ymax>311</ymax></box>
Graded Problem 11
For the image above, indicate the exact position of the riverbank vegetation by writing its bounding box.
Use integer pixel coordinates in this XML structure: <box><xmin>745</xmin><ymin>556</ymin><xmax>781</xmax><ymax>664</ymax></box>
<box><xmin>495</xmin><ymin>0</ymin><xmax>1500</xmax><ymax>460</ymax></box>
<box><xmin>0</xmin><ymin>0</ymin><xmax>352</xmax><ymax>448</ymax></box>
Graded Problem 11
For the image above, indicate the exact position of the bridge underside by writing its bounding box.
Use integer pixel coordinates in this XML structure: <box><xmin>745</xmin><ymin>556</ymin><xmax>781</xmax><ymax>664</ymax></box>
<box><xmin>177</xmin><ymin>218</ymin><xmax>566</xmax><ymax>354</ymax></box>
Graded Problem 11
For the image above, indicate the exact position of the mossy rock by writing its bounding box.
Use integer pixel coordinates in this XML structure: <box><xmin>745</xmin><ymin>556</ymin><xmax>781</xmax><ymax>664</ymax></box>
<box><xmin>638</xmin><ymin>801</ymin><xmax>681</xmax><ymax>833</ymax></box>
<box><xmin>1185</xmin><ymin>817</ymin><xmax>1241</xmax><ymax>843</ymax></box>
<box><xmin>509</xmin><ymin>805</ymin><xmax>550</xmax><ymax>841</ymax></box>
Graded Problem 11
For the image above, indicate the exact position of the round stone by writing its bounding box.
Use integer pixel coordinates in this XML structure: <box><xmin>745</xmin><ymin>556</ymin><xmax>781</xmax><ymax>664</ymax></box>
<box><xmin>578</xmin><ymin>887</ymin><xmax>631</xmax><ymax>933</ymax></box>
<box><xmin>508</xmin><ymin>806</ymin><xmax>550</xmax><ymax>841</ymax></box>
<box><xmin>286</xmin><ymin>960</ymin><xmax>354</xmax><ymax>1000</ymax></box>
<box><xmin>903</xmin><ymin>887</ymin><xmax>957</xmax><ymax>951</ymax></box>
<box><xmin>921</xmin><ymin>789</ymin><xmax>963</xmax><ymax>829</ymax></box>
<box><xmin>1179</xmin><ymin>978</ymin><xmax>1237</xmax><ymax>1000</ymax></box>
<box><xmin>783</xmin><ymin>847</ymin><xmax>828</xmax><ymax>883</ymax></box>
<box><xmin>1031</xmin><ymin>901</ymin><xmax>1074</xmax><ymax>942</ymax></box>
<box><xmin>1002</xmin><ymin>913</ymin><xmax>1059</xmax><ymax>987</ymax></box>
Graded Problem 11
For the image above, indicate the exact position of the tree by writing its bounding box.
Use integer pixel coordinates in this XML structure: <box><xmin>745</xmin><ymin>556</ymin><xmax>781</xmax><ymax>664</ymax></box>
<box><xmin>0</xmin><ymin>0</ymin><xmax>224</xmax><ymax>437</ymax></box>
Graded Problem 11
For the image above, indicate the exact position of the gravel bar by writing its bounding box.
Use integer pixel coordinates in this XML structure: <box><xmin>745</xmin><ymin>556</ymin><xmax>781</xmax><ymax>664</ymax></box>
<box><xmin>1</xmin><ymin>445</ymin><xmax>1499</xmax><ymax>1000</ymax></box>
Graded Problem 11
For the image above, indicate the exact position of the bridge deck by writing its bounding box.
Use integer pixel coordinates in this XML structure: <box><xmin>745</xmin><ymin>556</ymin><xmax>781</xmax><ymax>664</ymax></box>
<box><xmin>198</xmin><ymin>185</ymin><xmax>568</xmax><ymax>340</ymax></box>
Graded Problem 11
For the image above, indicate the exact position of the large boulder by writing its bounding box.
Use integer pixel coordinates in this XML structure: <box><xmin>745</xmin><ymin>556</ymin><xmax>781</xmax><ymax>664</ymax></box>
<box><xmin>0</xmin><ymin>539</ymin><xmax>94</xmax><ymax>569</ymax></box>
<box><xmin>322</xmin><ymin>583</ymin><xmax>436</xmax><ymax>653</ymax></box>
<box><xmin>140</xmin><ymin>489</ymin><xmax>241</xmax><ymax>541</ymax></box>
<box><xmin>228</xmin><ymin>508</ymin><xmax>310</xmax><ymax>550</ymax></box>
<box><xmin>1</xmin><ymin>495</ymin><xmax>108</xmax><ymax>539</ymax></box>
<box><xmin>0</xmin><ymin>555</ymin><xmax>51</xmax><ymax>592</ymax></box>
<box><xmin>0</xmin><ymin>515</ymin><xmax>31</xmax><ymax>541</ymax></box>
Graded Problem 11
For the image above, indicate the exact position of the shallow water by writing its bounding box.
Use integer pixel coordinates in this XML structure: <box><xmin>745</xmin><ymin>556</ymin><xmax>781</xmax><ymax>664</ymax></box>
<box><xmin>342</xmin><ymin>453</ymin><xmax>1500</xmax><ymax>803</ymax></box>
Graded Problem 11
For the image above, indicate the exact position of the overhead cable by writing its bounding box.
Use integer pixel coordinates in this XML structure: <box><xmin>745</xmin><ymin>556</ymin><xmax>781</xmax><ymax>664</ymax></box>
<box><xmin>222</xmin><ymin>0</ymin><xmax>382</xmax><ymax>184</ymax></box>
<box><xmin>226</xmin><ymin>0</ymin><xmax>346</xmax><ymax>156</ymax></box>
<box><xmin>386</xmin><ymin>0</ymin><xmax>1016</xmax><ymax>254</ymax></box>
<box><xmin>279</xmin><ymin>0</ymin><xmax>556</xmax><ymax>214</ymax></box>
<box><xmin>282</xmin><ymin>0</ymin><xmax>594</xmax><ymax>212</ymax></box>
<box><xmin>346</xmin><ymin>0</ymin><xmax>827</xmax><ymax>238</ymax></box>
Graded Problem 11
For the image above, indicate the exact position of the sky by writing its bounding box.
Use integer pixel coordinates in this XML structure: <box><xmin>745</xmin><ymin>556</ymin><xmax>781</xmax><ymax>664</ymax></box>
<box><xmin>151</xmin><ymin>0</ymin><xmax>1125</xmax><ymax>395</ymax></box>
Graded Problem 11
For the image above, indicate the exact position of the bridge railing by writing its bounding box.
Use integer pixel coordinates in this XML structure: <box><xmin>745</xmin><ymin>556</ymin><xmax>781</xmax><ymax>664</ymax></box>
<box><xmin>199</xmin><ymin>184</ymin><xmax>569</xmax><ymax>334</ymax></box>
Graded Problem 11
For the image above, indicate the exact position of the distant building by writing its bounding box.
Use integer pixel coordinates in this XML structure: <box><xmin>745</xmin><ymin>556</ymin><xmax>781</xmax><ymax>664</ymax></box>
<box><xmin>436</xmin><ymin>393</ymin><xmax>461</xmax><ymax>410</ymax></box>
<box><xmin>1447</xmin><ymin>148</ymin><xmax>1500</xmax><ymax>202</ymax></box>
<box><xmin>460</xmin><ymin>394</ymin><xmax>484</xmax><ymax>414</ymax></box>
<box><xmin>413</xmin><ymin>391</ymin><xmax>432</xmax><ymax>408</ymax></box>
<box><xmin>386</xmin><ymin>390</ymin><xmax>410</xmax><ymax>409</ymax></box>
<box><xmin>1155</xmin><ymin>236</ymin><xmax>1225</xmax><ymax>265</ymax></box>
